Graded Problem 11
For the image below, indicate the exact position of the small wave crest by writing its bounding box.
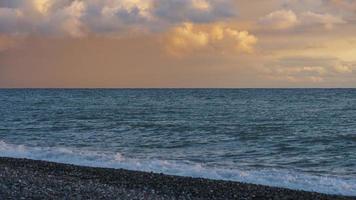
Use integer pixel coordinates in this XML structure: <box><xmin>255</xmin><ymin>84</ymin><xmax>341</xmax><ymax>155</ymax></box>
<box><xmin>0</xmin><ymin>140</ymin><xmax>355</xmax><ymax>196</ymax></box>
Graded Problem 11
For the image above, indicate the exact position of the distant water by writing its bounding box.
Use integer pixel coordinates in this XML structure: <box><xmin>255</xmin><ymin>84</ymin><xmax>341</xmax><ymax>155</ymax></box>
<box><xmin>0</xmin><ymin>89</ymin><xmax>355</xmax><ymax>196</ymax></box>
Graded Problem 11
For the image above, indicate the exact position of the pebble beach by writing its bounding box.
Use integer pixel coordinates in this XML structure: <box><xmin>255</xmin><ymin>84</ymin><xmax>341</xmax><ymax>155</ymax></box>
<box><xmin>0</xmin><ymin>157</ymin><xmax>354</xmax><ymax>200</ymax></box>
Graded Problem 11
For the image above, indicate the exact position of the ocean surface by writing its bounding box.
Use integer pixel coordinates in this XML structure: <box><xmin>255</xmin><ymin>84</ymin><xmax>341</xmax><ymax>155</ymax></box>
<box><xmin>0</xmin><ymin>89</ymin><xmax>355</xmax><ymax>196</ymax></box>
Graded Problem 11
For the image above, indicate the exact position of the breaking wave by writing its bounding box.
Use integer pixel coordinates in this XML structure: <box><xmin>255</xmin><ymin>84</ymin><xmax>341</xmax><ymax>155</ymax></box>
<box><xmin>0</xmin><ymin>140</ymin><xmax>355</xmax><ymax>196</ymax></box>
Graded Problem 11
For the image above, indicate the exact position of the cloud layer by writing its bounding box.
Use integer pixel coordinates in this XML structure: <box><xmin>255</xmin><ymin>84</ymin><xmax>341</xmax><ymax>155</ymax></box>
<box><xmin>0</xmin><ymin>0</ymin><xmax>236</xmax><ymax>37</ymax></box>
<box><xmin>1</xmin><ymin>0</ymin><xmax>356</xmax><ymax>88</ymax></box>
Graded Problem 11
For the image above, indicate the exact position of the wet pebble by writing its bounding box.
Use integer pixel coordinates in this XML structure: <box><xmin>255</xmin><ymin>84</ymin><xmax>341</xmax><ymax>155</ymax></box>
<box><xmin>0</xmin><ymin>157</ymin><xmax>354</xmax><ymax>200</ymax></box>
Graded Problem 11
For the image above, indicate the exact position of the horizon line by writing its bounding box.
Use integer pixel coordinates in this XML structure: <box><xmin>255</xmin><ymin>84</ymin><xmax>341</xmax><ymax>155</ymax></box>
<box><xmin>1</xmin><ymin>87</ymin><xmax>356</xmax><ymax>90</ymax></box>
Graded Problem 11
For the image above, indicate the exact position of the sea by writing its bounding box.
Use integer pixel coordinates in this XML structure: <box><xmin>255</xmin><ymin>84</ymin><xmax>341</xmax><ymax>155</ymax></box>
<box><xmin>0</xmin><ymin>89</ymin><xmax>355</xmax><ymax>196</ymax></box>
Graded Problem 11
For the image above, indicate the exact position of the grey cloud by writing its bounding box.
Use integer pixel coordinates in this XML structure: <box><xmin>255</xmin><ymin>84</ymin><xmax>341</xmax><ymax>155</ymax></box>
<box><xmin>0</xmin><ymin>0</ymin><xmax>23</xmax><ymax>8</ymax></box>
<box><xmin>0</xmin><ymin>0</ymin><xmax>237</xmax><ymax>37</ymax></box>
<box><xmin>0</xmin><ymin>8</ymin><xmax>19</xmax><ymax>34</ymax></box>
<box><xmin>153</xmin><ymin>0</ymin><xmax>236</xmax><ymax>23</ymax></box>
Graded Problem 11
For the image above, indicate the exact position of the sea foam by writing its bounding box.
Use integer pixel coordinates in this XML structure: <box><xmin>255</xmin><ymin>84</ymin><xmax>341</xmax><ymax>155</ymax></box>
<box><xmin>0</xmin><ymin>140</ymin><xmax>355</xmax><ymax>196</ymax></box>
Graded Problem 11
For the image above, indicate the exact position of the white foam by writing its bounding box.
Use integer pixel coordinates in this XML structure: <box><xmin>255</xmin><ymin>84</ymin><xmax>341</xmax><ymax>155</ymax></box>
<box><xmin>0</xmin><ymin>140</ymin><xmax>355</xmax><ymax>196</ymax></box>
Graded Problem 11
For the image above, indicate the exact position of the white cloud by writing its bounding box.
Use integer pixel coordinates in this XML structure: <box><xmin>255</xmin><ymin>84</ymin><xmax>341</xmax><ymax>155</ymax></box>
<box><xmin>300</xmin><ymin>11</ymin><xmax>345</xmax><ymax>29</ymax></box>
<box><xmin>259</xmin><ymin>10</ymin><xmax>299</xmax><ymax>30</ymax></box>
<box><xmin>259</xmin><ymin>9</ymin><xmax>345</xmax><ymax>30</ymax></box>
<box><xmin>264</xmin><ymin>65</ymin><xmax>327</xmax><ymax>83</ymax></box>
<box><xmin>263</xmin><ymin>56</ymin><xmax>355</xmax><ymax>83</ymax></box>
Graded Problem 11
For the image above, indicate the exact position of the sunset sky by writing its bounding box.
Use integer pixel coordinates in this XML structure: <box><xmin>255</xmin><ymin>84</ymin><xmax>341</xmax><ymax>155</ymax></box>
<box><xmin>0</xmin><ymin>0</ymin><xmax>355</xmax><ymax>88</ymax></box>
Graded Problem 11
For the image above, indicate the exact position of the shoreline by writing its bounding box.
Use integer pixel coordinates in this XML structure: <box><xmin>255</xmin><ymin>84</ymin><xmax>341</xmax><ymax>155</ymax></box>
<box><xmin>0</xmin><ymin>157</ymin><xmax>354</xmax><ymax>200</ymax></box>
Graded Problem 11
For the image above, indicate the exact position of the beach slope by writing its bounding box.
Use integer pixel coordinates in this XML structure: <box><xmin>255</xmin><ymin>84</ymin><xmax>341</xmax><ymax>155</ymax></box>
<box><xmin>0</xmin><ymin>157</ymin><xmax>354</xmax><ymax>200</ymax></box>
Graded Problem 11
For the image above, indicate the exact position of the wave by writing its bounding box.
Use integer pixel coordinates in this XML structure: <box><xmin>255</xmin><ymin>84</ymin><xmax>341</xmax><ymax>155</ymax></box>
<box><xmin>0</xmin><ymin>140</ymin><xmax>355</xmax><ymax>196</ymax></box>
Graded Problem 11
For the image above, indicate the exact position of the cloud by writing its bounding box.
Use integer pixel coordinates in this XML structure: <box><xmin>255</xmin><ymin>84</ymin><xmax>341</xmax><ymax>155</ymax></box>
<box><xmin>263</xmin><ymin>56</ymin><xmax>355</xmax><ymax>83</ymax></box>
<box><xmin>0</xmin><ymin>0</ymin><xmax>84</xmax><ymax>37</ymax></box>
<box><xmin>326</xmin><ymin>0</ymin><xmax>356</xmax><ymax>12</ymax></box>
<box><xmin>259</xmin><ymin>9</ymin><xmax>345</xmax><ymax>30</ymax></box>
<box><xmin>153</xmin><ymin>0</ymin><xmax>235</xmax><ymax>23</ymax></box>
<box><xmin>0</xmin><ymin>8</ymin><xmax>23</xmax><ymax>34</ymax></box>
<box><xmin>266</xmin><ymin>65</ymin><xmax>327</xmax><ymax>83</ymax></box>
<box><xmin>300</xmin><ymin>11</ymin><xmax>345</xmax><ymax>29</ymax></box>
<box><xmin>48</xmin><ymin>1</ymin><xmax>86</xmax><ymax>38</ymax></box>
<box><xmin>333</xmin><ymin>64</ymin><xmax>353</xmax><ymax>73</ymax></box>
<box><xmin>165</xmin><ymin>23</ymin><xmax>257</xmax><ymax>56</ymax></box>
<box><xmin>259</xmin><ymin>10</ymin><xmax>299</xmax><ymax>30</ymax></box>
<box><xmin>0</xmin><ymin>0</ymin><xmax>237</xmax><ymax>37</ymax></box>
<box><xmin>0</xmin><ymin>35</ymin><xmax>20</xmax><ymax>52</ymax></box>
<box><xmin>281</xmin><ymin>0</ymin><xmax>325</xmax><ymax>12</ymax></box>
<box><xmin>34</xmin><ymin>0</ymin><xmax>52</xmax><ymax>15</ymax></box>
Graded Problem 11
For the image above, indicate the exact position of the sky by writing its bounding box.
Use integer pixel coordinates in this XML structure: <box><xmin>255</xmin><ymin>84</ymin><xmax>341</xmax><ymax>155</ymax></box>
<box><xmin>0</xmin><ymin>0</ymin><xmax>355</xmax><ymax>88</ymax></box>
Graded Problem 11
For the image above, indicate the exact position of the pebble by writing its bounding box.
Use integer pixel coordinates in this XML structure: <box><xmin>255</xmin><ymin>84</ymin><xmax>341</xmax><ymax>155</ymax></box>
<box><xmin>0</xmin><ymin>157</ymin><xmax>354</xmax><ymax>200</ymax></box>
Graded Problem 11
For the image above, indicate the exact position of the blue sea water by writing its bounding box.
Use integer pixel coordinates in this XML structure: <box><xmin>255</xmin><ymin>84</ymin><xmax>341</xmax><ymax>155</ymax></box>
<box><xmin>0</xmin><ymin>89</ymin><xmax>355</xmax><ymax>196</ymax></box>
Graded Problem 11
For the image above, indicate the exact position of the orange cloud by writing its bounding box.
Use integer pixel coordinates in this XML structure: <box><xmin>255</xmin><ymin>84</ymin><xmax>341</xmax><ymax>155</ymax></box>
<box><xmin>34</xmin><ymin>0</ymin><xmax>51</xmax><ymax>15</ymax></box>
<box><xmin>191</xmin><ymin>0</ymin><xmax>211</xmax><ymax>11</ymax></box>
<box><xmin>166</xmin><ymin>23</ymin><xmax>257</xmax><ymax>56</ymax></box>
